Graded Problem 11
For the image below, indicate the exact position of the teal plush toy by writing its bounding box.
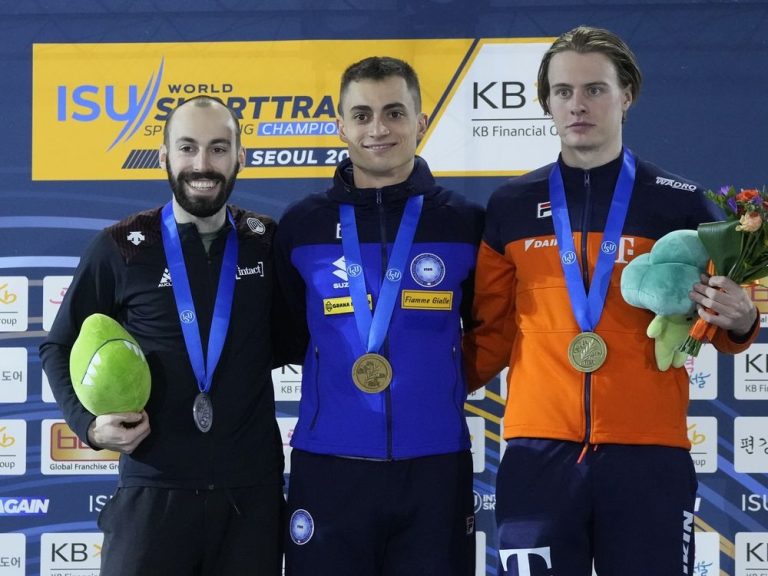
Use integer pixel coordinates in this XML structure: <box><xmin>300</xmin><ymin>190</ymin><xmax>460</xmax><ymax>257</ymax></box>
<box><xmin>620</xmin><ymin>230</ymin><xmax>710</xmax><ymax>370</ymax></box>
<box><xmin>69</xmin><ymin>314</ymin><xmax>151</xmax><ymax>415</ymax></box>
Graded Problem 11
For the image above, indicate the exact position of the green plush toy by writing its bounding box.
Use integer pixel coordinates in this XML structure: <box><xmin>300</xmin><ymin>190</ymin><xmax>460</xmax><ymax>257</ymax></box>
<box><xmin>69</xmin><ymin>313</ymin><xmax>151</xmax><ymax>415</ymax></box>
<box><xmin>646</xmin><ymin>315</ymin><xmax>695</xmax><ymax>371</ymax></box>
<box><xmin>620</xmin><ymin>230</ymin><xmax>710</xmax><ymax>370</ymax></box>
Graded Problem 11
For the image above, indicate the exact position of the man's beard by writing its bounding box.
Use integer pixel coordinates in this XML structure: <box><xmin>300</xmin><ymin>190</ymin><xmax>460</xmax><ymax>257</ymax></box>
<box><xmin>166</xmin><ymin>161</ymin><xmax>239</xmax><ymax>218</ymax></box>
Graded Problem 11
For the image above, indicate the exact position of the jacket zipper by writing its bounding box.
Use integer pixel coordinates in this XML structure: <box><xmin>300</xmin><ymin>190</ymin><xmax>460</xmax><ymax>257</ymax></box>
<box><xmin>451</xmin><ymin>344</ymin><xmax>464</xmax><ymax>419</ymax></box>
<box><xmin>581</xmin><ymin>170</ymin><xmax>593</xmax><ymax>445</ymax></box>
<box><xmin>205</xmin><ymin>244</ymin><xmax>218</xmax><ymax>487</ymax></box>
<box><xmin>377</xmin><ymin>190</ymin><xmax>394</xmax><ymax>460</ymax></box>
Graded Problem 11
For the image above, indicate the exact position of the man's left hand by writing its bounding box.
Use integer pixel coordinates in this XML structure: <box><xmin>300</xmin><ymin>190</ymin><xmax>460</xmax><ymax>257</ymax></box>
<box><xmin>689</xmin><ymin>274</ymin><xmax>758</xmax><ymax>336</ymax></box>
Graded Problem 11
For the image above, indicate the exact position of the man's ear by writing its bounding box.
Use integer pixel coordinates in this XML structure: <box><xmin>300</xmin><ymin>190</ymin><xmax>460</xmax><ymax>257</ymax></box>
<box><xmin>622</xmin><ymin>87</ymin><xmax>633</xmax><ymax>113</ymax></box>
<box><xmin>417</xmin><ymin>112</ymin><xmax>428</xmax><ymax>140</ymax></box>
<box><xmin>336</xmin><ymin>117</ymin><xmax>349</xmax><ymax>144</ymax></box>
<box><xmin>159</xmin><ymin>144</ymin><xmax>167</xmax><ymax>170</ymax></box>
<box><xmin>620</xmin><ymin>88</ymin><xmax>633</xmax><ymax>122</ymax></box>
<box><xmin>237</xmin><ymin>146</ymin><xmax>246</xmax><ymax>172</ymax></box>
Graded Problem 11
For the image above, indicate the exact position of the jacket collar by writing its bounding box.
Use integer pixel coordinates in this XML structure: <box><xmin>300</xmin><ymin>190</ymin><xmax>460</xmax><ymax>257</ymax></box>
<box><xmin>557</xmin><ymin>148</ymin><xmax>625</xmax><ymax>196</ymax></box>
<box><xmin>328</xmin><ymin>156</ymin><xmax>436</xmax><ymax>206</ymax></box>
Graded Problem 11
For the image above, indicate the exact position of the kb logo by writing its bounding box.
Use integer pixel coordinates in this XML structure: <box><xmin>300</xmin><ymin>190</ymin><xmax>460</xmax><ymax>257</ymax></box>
<box><xmin>51</xmin><ymin>542</ymin><xmax>90</xmax><ymax>563</ymax></box>
<box><xmin>473</xmin><ymin>81</ymin><xmax>527</xmax><ymax>110</ymax></box>
<box><xmin>42</xmin><ymin>533</ymin><xmax>102</xmax><ymax>571</ymax></box>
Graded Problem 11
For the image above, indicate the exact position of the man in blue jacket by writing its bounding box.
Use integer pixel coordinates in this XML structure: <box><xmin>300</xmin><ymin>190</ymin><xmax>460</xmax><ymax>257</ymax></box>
<box><xmin>275</xmin><ymin>56</ymin><xmax>484</xmax><ymax>575</ymax></box>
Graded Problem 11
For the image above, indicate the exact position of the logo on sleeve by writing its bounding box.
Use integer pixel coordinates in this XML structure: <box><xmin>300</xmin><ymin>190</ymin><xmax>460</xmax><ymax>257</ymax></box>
<box><xmin>247</xmin><ymin>218</ymin><xmax>266</xmax><ymax>235</ymax></box>
<box><xmin>127</xmin><ymin>231</ymin><xmax>145</xmax><ymax>246</ymax></box>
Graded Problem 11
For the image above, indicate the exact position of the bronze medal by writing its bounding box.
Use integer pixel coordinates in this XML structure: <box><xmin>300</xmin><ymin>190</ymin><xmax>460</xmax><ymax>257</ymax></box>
<box><xmin>567</xmin><ymin>332</ymin><xmax>607</xmax><ymax>373</ymax></box>
<box><xmin>351</xmin><ymin>353</ymin><xmax>393</xmax><ymax>393</ymax></box>
<box><xmin>193</xmin><ymin>392</ymin><xmax>213</xmax><ymax>433</ymax></box>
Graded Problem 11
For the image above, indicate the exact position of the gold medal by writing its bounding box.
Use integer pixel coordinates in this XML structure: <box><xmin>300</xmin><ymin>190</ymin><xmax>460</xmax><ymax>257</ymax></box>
<box><xmin>351</xmin><ymin>353</ymin><xmax>393</xmax><ymax>393</ymax></box>
<box><xmin>567</xmin><ymin>332</ymin><xmax>607</xmax><ymax>373</ymax></box>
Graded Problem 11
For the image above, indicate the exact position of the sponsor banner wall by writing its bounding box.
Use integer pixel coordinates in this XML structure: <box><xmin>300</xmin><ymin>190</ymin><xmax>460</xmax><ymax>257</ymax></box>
<box><xmin>3</xmin><ymin>3</ymin><xmax>768</xmax><ymax>575</ymax></box>
<box><xmin>33</xmin><ymin>40</ymin><xmax>475</xmax><ymax>180</ymax></box>
<box><xmin>33</xmin><ymin>38</ymin><xmax>564</xmax><ymax>182</ymax></box>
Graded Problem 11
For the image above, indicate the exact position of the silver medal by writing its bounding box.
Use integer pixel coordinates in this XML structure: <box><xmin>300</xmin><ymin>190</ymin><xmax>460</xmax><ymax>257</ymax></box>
<box><xmin>193</xmin><ymin>392</ymin><xmax>213</xmax><ymax>433</ymax></box>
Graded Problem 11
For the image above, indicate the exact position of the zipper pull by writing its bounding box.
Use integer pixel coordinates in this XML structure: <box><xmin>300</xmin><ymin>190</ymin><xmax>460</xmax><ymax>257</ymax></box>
<box><xmin>577</xmin><ymin>442</ymin><xmax>590</xmax><ymax>464</ymax></box>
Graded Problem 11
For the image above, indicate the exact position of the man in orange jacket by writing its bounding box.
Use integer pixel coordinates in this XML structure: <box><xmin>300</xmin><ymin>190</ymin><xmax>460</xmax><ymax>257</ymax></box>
<box><xmin>464</xmin><ymin>25</ymin><xmax>758</xmax><ymax>576</ymax></box>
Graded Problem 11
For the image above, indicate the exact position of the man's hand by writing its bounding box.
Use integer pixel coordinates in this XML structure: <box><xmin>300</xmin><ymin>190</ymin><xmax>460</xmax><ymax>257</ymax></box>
<box><xmin>689</xmin><ymin>274</ymin><xmax>758</xmax><ymax>336</ymax></box>
<box><xmin>87</xmin><ymin>411</ymin><xmax>150</xmax><ymax>454</ymax></box>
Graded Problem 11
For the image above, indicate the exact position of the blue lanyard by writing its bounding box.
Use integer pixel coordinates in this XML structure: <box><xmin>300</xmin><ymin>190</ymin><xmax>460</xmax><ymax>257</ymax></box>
<box><xmin>160</xmin><ymin>202</ymin><xmax>238</xmax><ymax>394</ymax></box>
<box><xmin>549</xmin><ymin>149</ymin><xmax>636</xmax><ymax>331</ymax></box>
<box><xmin>340</xmin><ymin>195</ymin><xmax>423</xmax><ymax>353</ymax></box>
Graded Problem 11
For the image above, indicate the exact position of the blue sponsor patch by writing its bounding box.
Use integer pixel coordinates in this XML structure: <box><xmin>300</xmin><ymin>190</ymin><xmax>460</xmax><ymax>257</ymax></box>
<box><xmin>290</xmin><ymin>508</ymin><xmax>314</xmax><ymax>545</ymax></box>
<box><xmin>410</xmin><ymin>253</ymin><xmax>445</xmax><ymax>287</ymax></box>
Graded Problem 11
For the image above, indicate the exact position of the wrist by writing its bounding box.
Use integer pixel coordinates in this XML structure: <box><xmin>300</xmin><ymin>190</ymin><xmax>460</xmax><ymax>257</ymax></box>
<box><xmin>731</xmin><ymin>307</ymin><xmax>759</xmax><ymax>340</ymax></box>
<box><xmin>86</xmin><ymin>418</ymin><xmax>100</xmax><ymax>449</ymax></box>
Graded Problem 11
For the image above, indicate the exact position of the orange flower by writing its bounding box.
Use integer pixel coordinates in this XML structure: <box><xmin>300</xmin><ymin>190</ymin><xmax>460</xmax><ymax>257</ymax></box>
<box><xmin>736</xmin><ymin>211</ymin><xmax>763</xmax><ymax>232</ymax></box>
<box><xmin>736</xmin><ymin>189</ymin><xmax>760</xmax><ymax>202</ymax></box>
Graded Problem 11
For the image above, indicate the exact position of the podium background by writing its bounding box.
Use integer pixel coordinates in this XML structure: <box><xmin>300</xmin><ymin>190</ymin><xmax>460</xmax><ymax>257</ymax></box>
<box><xmin>1</xmin><ymin>2</ymin><xmax>768</xmax><ymax>574</ymax></box>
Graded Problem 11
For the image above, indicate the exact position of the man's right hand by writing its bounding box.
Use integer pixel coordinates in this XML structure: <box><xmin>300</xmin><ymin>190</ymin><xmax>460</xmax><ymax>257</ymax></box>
<box><xmin>87</xmin><ymin>411</ymin><xmax>151</xmax><ymax>454</ymax></box>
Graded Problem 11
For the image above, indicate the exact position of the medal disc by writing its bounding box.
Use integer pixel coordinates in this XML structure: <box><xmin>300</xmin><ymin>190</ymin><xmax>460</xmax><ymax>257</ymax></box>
<box><xmin>567</xmin><ymin>332</ymin><xmax>607</xmax><ymax>373</ymax></box>
<box><xmin>193</xmin><ymin>392</ymin><xmax>213</xmax><ymax>433</ymax></box>
<box><xmin>351</xmin><ymin>353</ymin><xmax>393</xmax><ymax>393</ymax></box>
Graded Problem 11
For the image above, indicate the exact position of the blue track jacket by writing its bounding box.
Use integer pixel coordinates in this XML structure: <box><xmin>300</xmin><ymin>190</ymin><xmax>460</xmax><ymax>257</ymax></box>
<box><xmin>275</xmin><ymin>157</ymin><xmax>484</xmax><ymax>459</ymax></box>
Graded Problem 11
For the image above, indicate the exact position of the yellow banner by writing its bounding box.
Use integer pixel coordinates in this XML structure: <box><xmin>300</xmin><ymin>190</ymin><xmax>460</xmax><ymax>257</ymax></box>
<box><xmin>323</xmin><ymin>294</ymin><xmax>373</xmax><ymax>315</ymax></box>
<box><xmin>401</xmin><ymin>290</ymin><xmax>453</xmax><ymax>310</ymax></box>
<box><xmin>49</xmin><ymin>423</ymin><xmax>119</xmax><ymax>462</ymax></box>
<box><xmin>32</xmin><ymin>39</ymin><xmax>473</xmax><ymax>180</ymax></box>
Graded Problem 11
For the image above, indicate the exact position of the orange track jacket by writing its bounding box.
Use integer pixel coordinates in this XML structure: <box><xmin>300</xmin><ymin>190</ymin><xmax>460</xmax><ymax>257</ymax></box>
<box><xmin>464</xmin><ymin>152</ymin><xmax>758</xmax><ymax>449</ymax></box>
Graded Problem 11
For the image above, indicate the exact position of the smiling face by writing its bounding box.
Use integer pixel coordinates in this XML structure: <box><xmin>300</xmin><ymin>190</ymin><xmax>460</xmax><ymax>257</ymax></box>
<box><xmin>159</xmin><ymin>101</ymin><xmax>244</xmax><ymax>222</ymax></box>
<box><xmin>337</xmin><ymin>76</ymin><xmax>427</xmax><ymax>189</ymax></box>
<box><xmin>547</xmin><ymin>50</ymin><xmax>632</xmax><ymax>169</ymax></box>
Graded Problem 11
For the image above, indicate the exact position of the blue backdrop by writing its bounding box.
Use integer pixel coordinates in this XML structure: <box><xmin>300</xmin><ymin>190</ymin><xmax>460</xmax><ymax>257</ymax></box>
<box><xmin>1</xmin><ymin>2</ymin><xmax>767</xmax><ymax>575</ymax></box>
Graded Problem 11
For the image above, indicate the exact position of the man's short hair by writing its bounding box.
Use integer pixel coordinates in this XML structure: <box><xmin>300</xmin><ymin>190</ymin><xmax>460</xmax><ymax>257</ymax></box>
<box><xmin>163</xmin><ymin>95</ymin><xmax>242</xmax><ymax>149</ymax></box>
<box><xmin>537</xmin><ymin>25</ymin><xmax>643</xmax><ymax>116</ymax></box>
<box><xmin>338</xmin><ymin>56</ymin><xmax>422</xmax><ymax>115</ymax></box>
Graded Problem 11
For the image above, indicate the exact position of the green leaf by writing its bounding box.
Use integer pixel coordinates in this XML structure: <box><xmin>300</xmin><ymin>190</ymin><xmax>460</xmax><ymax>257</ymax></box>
<box><xmin>697</xmin><ymin>220</ymin><xmax>743</xmax><ymax>277</ymax></box>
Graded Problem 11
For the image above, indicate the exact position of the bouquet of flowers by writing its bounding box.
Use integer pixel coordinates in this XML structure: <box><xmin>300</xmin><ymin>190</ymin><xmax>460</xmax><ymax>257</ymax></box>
<box><xmin>681</xmin><ymin>185</ymin><xmax>768</xmax><ymax>355</ymax></box>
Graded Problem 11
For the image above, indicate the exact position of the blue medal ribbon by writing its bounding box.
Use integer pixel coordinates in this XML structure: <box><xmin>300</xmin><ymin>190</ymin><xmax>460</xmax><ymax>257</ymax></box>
<box><xmin>549</xmin><ymin>149</ymin><xmax>636</xmax><ymax>332</ymax></box>
<box><xmin>340</xmin><ymin>195</ymin><xmax>423</xmax><ymax>353</ymax></box>
<box><xmin>160</xmin><ymin>202</ymin><xmax>238</xmax><ymax>395</ymax></box>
